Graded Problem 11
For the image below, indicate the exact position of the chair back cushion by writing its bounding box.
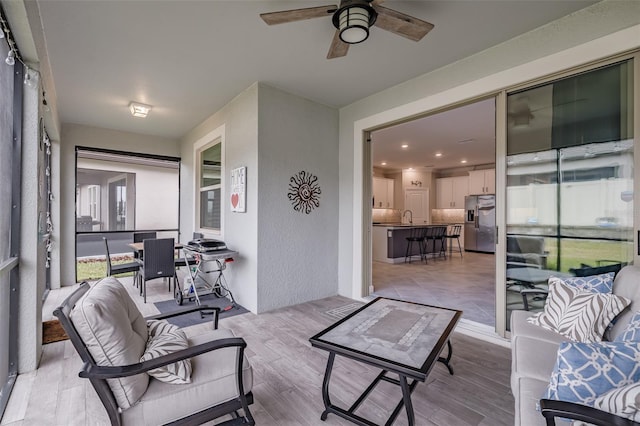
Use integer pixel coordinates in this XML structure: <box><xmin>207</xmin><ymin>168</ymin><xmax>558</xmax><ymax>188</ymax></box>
<box><xmin>69</xmin><ymin>277</ymin><xmax>149</xmax><ymax>409</ymax></box>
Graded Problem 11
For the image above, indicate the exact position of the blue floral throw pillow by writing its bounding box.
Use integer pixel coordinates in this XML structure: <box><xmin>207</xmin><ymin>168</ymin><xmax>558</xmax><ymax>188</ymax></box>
<box><xmin>545</xmin><ymin>341</ymin><xmax>640</xmax><ymax>407</ymax></box>
<box><xmin>615</xmin><ymin>311</ymin><xmax>640</xmax><ymax>342</ymax></box>
<box><xmin>557</xmin><ymin>272</ymin><xmax>615</xmax><ymax>294</ymax></box>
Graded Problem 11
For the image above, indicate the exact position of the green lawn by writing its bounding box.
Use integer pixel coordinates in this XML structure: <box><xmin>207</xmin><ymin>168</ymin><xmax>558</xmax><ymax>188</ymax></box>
<box><xmin>76</xmin><ymin>256</ymin><xmax>135</xmax><ymax>282</ymax></box>
<box><xmin>543</xmin><ymin>238</ymin><xmax>632</xmax><ymax>272</ymax></box>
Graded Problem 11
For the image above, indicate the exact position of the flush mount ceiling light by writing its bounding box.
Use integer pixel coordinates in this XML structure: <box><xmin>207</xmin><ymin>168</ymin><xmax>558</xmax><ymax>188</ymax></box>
<box><xmin>401</xmin><ymin>144</ymin><xmax>409</xmax><ymax>149</ymax></box>
<box><xmin>129</xmin><ymin>101</ymin><xmax>152</xmax><ymax>118</ymax></box>
<box><xmin>435</xmin><ymin>153</ymin><xmax>442</xmax><ymax>157</ymax></box>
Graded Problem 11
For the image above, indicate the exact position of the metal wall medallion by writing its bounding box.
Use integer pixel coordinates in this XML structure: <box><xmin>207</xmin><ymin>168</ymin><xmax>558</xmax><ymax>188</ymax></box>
<box><xmin>288</xmin><ymin>171</ymin><xmax>321</xmax><ymax>214</ymax></box>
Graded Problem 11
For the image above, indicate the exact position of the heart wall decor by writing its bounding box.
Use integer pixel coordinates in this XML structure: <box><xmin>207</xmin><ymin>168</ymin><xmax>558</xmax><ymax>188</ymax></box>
<box><xmin>230</xmin><ymin>166</ymin><xmax>246</xmax><ymax>213</ymax></box>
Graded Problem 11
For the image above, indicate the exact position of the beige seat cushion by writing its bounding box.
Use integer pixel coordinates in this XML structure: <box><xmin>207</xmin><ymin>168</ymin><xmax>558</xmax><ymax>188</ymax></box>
<box><xmin>69</xmin><ymin>277</ymin><xmax>149</xmax><ymax>409</ymax></box>
<box><xmin>122</xmin><ymin>328</ymin><xmax>253</xmax><ymax>426</ymax></box>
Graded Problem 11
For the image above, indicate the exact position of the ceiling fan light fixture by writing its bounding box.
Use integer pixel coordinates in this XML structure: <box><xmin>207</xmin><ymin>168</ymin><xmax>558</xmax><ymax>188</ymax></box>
<box><xmin>333</xmin><ymin>2</ymin><xmax>377</xmax><ymax>45</ymax></box>
<box><xmin>338</xmin><ymin>6</ymin><xmax>369</xmax><ymax>43</ymax></box>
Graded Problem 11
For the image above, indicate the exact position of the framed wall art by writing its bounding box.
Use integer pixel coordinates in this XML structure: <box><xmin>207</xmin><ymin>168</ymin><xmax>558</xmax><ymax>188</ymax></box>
<box><xmin>230</xmin><ymin>166</ymin><xmax>246</xmax><ymax>213</ymax></box>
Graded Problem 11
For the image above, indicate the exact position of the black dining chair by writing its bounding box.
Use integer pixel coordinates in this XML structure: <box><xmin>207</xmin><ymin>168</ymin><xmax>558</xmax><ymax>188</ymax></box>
<box><xmin>133</xmin><ymin>231</ymin><xmax>158</xmax><ymax>259</ymax></box>
<box><xmin>138</xmin><ymin>238</ymin><xmax>176</xmax><ymax>303</ymax></box>
<box><xmin>103</xmin><ymin>237</ymin><xmax>140</xmax><ymax>281</ymax></box>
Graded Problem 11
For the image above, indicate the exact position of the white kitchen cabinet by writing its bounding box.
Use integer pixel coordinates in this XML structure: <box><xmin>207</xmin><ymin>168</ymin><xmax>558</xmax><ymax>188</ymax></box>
<box><xmin>436</xmin><ymin>176</ymin><xmax>468</xmax><ymax>208</ymax></box>
<box><xmin>373</xmin><ymin>177</ymin><xmax>394</xmax><ymax>208</ymax></box>
<box><xmin>468</xmin><ymin>169</ymin><xmax>495</xmax><ymax>195</ymax></box>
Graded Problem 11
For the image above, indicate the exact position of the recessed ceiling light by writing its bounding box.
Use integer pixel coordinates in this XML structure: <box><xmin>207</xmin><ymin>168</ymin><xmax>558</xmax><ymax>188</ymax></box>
<box><xmin>401</xmin><ymin>144</ymin><xmax>409</xmax><ymax>149</ymax></box>
<box><xmin>129</xmin><ymin>101</ymin><xmax>152</xmax><ymax>118</ymax></box>
<box><xmin>381</xmin><ymin>162</ymin><xmax>387</xmax><ymax>166</ymax></box>
<box><xmin>460</xmin><ymin>160</ymin><xmax>467</xmax><ymax>164</ymax></box>
<box><xmin>407</xmin><ymin>167</ymin><xmax>414</xmax><ymax>171</ymax></box>
<box><xmin>435</xmin><ymin>153</ymin><xmax>442</xmax><ymax>157</ymax></box>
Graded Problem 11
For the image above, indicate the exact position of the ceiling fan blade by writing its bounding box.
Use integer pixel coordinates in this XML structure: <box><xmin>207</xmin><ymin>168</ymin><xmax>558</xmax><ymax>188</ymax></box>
<box><xmin>370</xmin><ymin>0</ymin><xmax>385</xmax><ymax>5</ymax></box>
<box><xmin>260</xmin><ymin>5</ymin><xmax>336</xmax><ymax>25</ymax></box>
<box><xmin>327</xmin><ymin>30</ymin><xmax>349</xmax><ymax>59</ymax></box>
<box><xmin>373</xmin><ymin>5</ymin><xmax>434</xmax><ymax>42</ymax></box>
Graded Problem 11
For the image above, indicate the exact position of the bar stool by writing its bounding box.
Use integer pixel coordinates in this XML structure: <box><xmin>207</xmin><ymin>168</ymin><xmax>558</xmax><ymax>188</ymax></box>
<box><xmin>425</xmin><ymin>226</ymin><xmax>448</xmax><ymax>261</ymax></box>
<box><xmin>445</xmin><ymin>224</ymin><xmax>463</xmax><ymax>258</ymax></box>
<box><xmin>404</xmin><ymin>227</ymin><xmax>426</xmax><ymax>263</ymax></box>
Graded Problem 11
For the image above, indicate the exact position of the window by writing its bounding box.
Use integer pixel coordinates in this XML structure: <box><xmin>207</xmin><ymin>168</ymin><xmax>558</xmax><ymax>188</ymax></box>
<box><xmin>197</xmin><ymin>139</ymin><xmax>223</xmax><ymax>233</ymax></box>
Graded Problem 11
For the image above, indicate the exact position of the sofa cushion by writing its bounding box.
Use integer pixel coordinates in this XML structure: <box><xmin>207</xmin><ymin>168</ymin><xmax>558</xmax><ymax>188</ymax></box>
<box><xmin>527</xmin><ymin>279</ymin><xmax>630</xmax><ymax>343</ymax></box>
<box><xmin>615</xmin><ymin>311</ymin><xmax>640</xmax><ymax>342</ymax></box>
<box><xmin>515</xmin><ymin>376</ymin><xmax>548</xmax><ymax>426</ymax></box>
<box><xmin>511</xmin><ymin>310</ymin><xmax>568</xmax><ymax>345</ymax></box>
<box><xmin>122</xmin><ymin>328</ymin><xmax>253</xmax><ymax>425</ymax></box>
<box><xmin>609</xmin><ymin>266</ymin><xmax>640</xmax><ymax>341</ymax></box>
<box><xmin>141</xmin><ymin>320</ymin><xmax>192</xmax><ymax>384</ymax></box>
<box><xmin>512</xmin><ymin>336</ymin><xmax>561</xmax><ymax>385</ymax></box>
<box><xmin>69</xmin><ymin>277</ymin><xmax>149</xmax><ymax>409</ymax></box>
<box><xmin>544</xmin><ymin>341</ymin><xmax>640</xmax><ymax>406</ymax></box>
<box><xmin>593</xmin><ymin>382</ymin><xmax>640</xmax><ymax>422</ymax></box>
<box><xmin>556</xmin><ymin>272</ymin><xmax>614</xmax><ymax>294</ymax></box>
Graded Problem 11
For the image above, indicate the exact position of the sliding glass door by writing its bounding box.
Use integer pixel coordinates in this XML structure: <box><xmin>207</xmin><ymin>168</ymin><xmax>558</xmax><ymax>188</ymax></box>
<box><xmin>505</xmin><ymin>59</ymin><xmax>635</xmax><ymax>326</ymax></box>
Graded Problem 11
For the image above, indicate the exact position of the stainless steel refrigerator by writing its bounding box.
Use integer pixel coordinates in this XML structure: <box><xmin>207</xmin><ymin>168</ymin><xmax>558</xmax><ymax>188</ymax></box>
<box><xmin>464</xmin><ymin>195</ymin><xmax>496</xmax><ymax>253</ymax></box>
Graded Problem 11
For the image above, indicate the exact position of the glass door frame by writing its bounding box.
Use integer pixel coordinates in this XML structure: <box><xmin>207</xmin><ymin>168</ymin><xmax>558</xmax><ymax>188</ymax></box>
<box><xmin>498</xmin><ymin>51</ymin><xmax>639</xmax><ymax>338</ymax></box>
<box><xmin>354</xmin><ymin>49</ymin><xmax>638</xmax><ymax>340</ymax></box>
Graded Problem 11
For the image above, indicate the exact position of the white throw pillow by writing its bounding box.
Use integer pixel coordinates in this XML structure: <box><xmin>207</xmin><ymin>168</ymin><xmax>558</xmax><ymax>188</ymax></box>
<box><xmin>141</xmin><ymin>320</ymin><xmax>192</xmax><ymax>384</ymax></box>
<box><xmin>527</xmin><ymin>279</ymin><xmax>630</xmax><ymax>342</ymax></box>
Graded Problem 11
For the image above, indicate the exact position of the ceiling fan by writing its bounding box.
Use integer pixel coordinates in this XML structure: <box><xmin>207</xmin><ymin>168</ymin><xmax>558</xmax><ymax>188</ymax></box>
<box><xmin>260</xmin><ymin>0</ymin><xmax>434</xmax><ymax>59</ymax></box>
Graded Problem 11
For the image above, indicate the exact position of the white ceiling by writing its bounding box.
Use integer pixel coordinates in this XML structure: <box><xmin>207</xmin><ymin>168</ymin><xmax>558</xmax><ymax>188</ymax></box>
<box><xmin>372</xmin><ymin>98</ymin><xmax>496</xmax><ymax>171</ymax></box>
<box><xmin>35</xmin><ymin>0</ymin><xmax>598</xmax><ymax>141</ymax></box>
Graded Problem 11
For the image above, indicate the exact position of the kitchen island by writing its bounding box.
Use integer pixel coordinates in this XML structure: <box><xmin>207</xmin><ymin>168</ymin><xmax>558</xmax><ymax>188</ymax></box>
<box><xmin>372</xmin><ymin>223</ymin><xmax>448</xmax><ymax>263</ymax></box>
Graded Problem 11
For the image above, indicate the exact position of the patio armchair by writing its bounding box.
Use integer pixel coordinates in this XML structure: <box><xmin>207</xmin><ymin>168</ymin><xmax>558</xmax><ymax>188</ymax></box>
<box><xmin>104</xmin><ymin>237</ymin><xmax>140</xmax><ymax>279</ymax></box>
<box><xmin>53</xmin><ymin>278</ymin><xmax>254</xmax><ymax>426</ymax></box>
<box><xmin>506</xmin><ymin>235</ymin><xmax>548</xmax><ymax>269</ymax></box>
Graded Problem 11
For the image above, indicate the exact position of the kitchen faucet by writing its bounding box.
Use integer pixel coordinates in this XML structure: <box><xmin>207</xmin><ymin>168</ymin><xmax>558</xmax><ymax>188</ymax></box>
<box><xmin>403</xmin><ymin>209</ymin><xmax>413</xmax><ymax>224</ymax></box>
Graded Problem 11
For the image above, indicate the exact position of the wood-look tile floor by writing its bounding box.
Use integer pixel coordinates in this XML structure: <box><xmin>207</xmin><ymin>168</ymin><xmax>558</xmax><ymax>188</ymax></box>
<box><xmin>2</xmin><ymin>275</ymin><xmax>514</xmax><ymax>426</ymax></box>
<box><xmin>372</xmin><ymin>251</ymin><xmax>496</xmax><ymax>327</ymax></box>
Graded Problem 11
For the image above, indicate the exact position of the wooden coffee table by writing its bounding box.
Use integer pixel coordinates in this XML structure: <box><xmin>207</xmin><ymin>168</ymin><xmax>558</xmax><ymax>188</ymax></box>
<box><xmin>309</xmin><ymin>297</ymin><xmax>462</xmax><ymax>426</ymax></box>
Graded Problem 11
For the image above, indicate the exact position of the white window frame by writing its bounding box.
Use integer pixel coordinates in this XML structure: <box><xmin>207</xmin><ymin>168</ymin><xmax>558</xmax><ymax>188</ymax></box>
<box><xmin>194</xmin><ymin>125</ymin><xmax>225</xmax><ymax>237</ymax></box>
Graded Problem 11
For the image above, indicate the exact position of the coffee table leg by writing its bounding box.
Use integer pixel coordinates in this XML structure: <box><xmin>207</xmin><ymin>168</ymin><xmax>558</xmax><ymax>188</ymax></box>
<box><xmin>400</xmin><ymin>375</ymin><xmax>415</xmax><ymax>426</ymax></box>
<box><xmin>437</xmin><ymin>340</ymin><xmax>454</xmax><ymax>375</ymax></box>
<box><xmin>320</xmin><ymin>352</ymin><xmax>336</xmax><ymax>421</ymax></box>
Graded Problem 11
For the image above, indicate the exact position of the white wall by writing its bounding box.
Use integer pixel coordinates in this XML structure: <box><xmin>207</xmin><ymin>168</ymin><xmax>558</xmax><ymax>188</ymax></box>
<box><xmin>179</xmin><ymin>82</ymin><xmax>339</xmax><ymax>313</ymax></box>
<box><xmin>256</xmin><ymin>83</ymin><xmax>339</xmax><ymax>312</ymax></box>
<box><xmin>77</xmin><ymin>158</ymin><xmax>179</xmax><ymax>231</ymax></box>
<box><xmin>180</xmin><ymin>84</ymin><xmax>259</xmax><ymax>313</ymax></box>
<box><xmin>337</xmin><ymin>1</ymin><xmax>640</xmax><ymax>298</ymax></box>
<box><xmin>58</xmin><ymin>124</ymin><xmax>179</xmax><ymax>287</ymax></box>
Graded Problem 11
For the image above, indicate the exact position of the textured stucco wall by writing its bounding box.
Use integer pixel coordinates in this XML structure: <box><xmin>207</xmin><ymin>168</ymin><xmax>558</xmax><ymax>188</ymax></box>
<box><xmin>58</xmin><ymin>124</ymin><xmax>179</xmax><ymax>286</ymax></box>
<box><xmin>180</xmin><ymin>84</ymin><xmax>259</xmax><ymax>313</ymax></box>
<box><xmin>337</xmin><ymin>0</ymin><xmax>640</xmax><ymax>299</ymax></box>
<box><xmin>256</xmin><ymin>83</ymin><xmax>339</xmax><ymax>312</ymax></box>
